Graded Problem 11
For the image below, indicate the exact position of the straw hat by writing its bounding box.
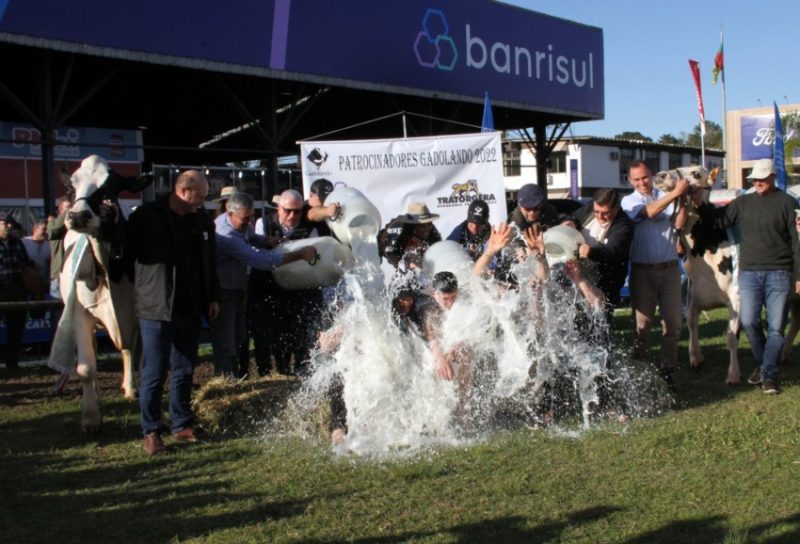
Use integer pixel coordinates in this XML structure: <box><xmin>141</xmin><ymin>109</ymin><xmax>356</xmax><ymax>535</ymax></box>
<box><xmin>213</xmin><ymin>186</ymin><xmax>238</xmax><ymax>203</ymax></box>
<box><xmin>398</xmin><ymin>202</ymin><xmax>440</xmax><ymax>224</ymax></box>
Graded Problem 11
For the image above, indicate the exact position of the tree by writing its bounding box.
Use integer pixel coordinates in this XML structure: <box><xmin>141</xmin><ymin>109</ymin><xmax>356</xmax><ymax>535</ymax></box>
<box><xmin>782</xmin><ymin>111</ymin><xmax>800</xmax><ymax>181</ymax></box>
<box><xmin>614</xmin><ymin>131</ymin><xmax>652</xmax><ymax>142</ymax></box>
<box><xmin>658</xmin><ymin>133</ymin><xmax>683</xmax><ymax>145</ymax></box>
<box><xmin>685</xmin><ymin>120</ymin><xmax>723</xmax><ymax>149</ymax></box>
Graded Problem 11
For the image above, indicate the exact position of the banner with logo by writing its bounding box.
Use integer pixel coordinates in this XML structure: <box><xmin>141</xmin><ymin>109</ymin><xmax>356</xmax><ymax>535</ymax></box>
<box><xmin>299</xmin><ymin>132</ymin><xmax>506</xmax><ymax>240</ymax></box>
<box><xmin>741</xmin><ymin>114</ymin><xmax>800</xmax><ymax>161</ymax></box>
<box><xmin>0</xmin><ymin>1</ymin><xmax>603</xmax><ymax>118</ymax></box>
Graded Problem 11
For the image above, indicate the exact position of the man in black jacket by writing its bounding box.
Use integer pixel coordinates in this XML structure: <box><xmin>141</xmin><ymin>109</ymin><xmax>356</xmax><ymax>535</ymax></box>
<box><xmin>127</xmin><ymin>170</ymin><xmax>220</xmax><ymax>456</ymax></box>
<box><xmin>572</xmin><ymin>188</ymin><xmax>633</xmax><ymax>334</ymax></box>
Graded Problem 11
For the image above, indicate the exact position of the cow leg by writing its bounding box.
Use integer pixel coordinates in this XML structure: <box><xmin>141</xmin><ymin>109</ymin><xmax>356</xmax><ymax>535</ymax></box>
<box><xmin>724</xmin><ymin>293</ymin><xmax>742</xmax><ymax>385</ymax></box>
<box><xmin>688</xmin><ymin>299</ymin><xmax>703</xmax><ymax>369</ymax></box>
<box><xmin>75</xmin><ymin>310</ymin><xmax>102</xmax><ymax>435</ymax></box>
<box><xmin>120</xmin><ymin>348</ymin><xmax>136</xmax><ymax>400</ymax></box>
<box><xmin>780</xmin><ymin>297</ymin><xmax>800</xmax><ymax>364</ymax></box>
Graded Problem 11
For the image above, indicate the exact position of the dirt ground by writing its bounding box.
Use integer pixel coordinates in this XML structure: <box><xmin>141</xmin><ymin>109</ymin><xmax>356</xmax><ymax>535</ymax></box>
<box><xmin>0</xmin><ymin>345</ymin><xmax>217</xmax><ymax>409</ymax></box>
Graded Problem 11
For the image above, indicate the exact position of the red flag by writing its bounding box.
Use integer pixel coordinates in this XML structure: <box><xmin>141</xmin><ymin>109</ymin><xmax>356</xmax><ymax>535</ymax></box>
<box><xmin>688</xmin><ymin>59</ymin><xmax>706</xmax><ymax>135</ymax></box>
<box><xmin>712</xmin><ymin>41</ymin><xmax>724</xmax><ymax>85</ymax></box>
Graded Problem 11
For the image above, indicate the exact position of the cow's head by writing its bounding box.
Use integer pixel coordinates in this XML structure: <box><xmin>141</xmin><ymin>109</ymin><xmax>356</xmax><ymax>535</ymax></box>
<box><xmin>66</xmin><ymin>155</ymin><xmax>153</xmax><ymax>231</ymax></box>
<box><xmin>654</xmin><ymin>165</ymin><xmax>710</xmax><ymax>192</ymax></box>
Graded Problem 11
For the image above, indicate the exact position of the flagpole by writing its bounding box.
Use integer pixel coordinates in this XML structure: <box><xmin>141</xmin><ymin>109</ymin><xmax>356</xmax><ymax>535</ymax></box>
<box><xmin>720</xmin><ymin>27</ymin><xmax>728</xmax><ymax>177</ymax></box>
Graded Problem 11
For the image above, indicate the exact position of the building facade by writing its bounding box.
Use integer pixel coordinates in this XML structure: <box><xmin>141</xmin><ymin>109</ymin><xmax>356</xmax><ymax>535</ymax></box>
<box><xmin>503</xmin><ymin>136</ymin><xmax>724</xmax><ymax>198</ymax></box>
<box><xmin>725</xmin><ymin>103</ymin><xmax>800</xmax><ymax>189</ymax></box>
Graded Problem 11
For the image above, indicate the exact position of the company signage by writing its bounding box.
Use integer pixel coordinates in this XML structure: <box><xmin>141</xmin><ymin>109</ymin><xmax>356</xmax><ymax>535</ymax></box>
<box><xmin>0</xmin><ymin>122</ymin><xmax>143</xmax><ymax>162</ymax></box>
<box><xmin>299</xmin><ymin>132</ymin><xmax>506</xmax><ymax>241</ymax></box>
<box><xmin>0</xmin><ymin>0</ymin><xmax>603</xmax><ymax>118</ymax></box>
<box><xmin>741</xmin><ymin>114</ymin><xmax>799</xmax><ymax>161</ymax></box>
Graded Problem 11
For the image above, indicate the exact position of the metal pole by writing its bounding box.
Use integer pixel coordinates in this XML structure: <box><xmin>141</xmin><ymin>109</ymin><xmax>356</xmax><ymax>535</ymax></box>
<box><xmin>402</xmin><ymin>112</ymin><xmax>408</xmax><ymax>139</ymax></box>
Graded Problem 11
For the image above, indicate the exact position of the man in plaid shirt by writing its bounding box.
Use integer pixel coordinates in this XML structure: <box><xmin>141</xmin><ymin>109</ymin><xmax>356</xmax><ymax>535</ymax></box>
<box><xmin>0</xmin><ymin>215</ymin><xmax>31</xmax><ymax>369</ymax></box>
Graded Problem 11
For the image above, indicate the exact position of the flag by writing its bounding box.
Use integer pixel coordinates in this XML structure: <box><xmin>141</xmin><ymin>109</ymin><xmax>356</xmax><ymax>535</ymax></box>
<box><xmin>711</xmin><ymin>40</ymin><xmax>724</xmax><ymax>85</ymax></box>
<box><xmin>481</xmin><ymin>92</ymin><xmax>494</xmax><ymax>132</ymax></box>
<box><xmin>774</xmin><ymin>101</ymin><xmax>787</xmax><ymax>191</ymax></box>
<box><xmin>688</xmin><ymin>60</ymin><xmax>706</xmax><ymax>135</ymax></box>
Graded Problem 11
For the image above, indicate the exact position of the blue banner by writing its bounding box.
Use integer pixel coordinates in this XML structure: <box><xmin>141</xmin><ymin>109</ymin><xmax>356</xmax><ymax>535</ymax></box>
<box><xmin>0</xmin><ymin>122</ymin><xmax>143</xmax><ymax>162</ymax></box>
<box><xmin>569</xmin><ymin>158</ymin><xmax>579</xmax><ymax>199</ymax></box>
<box><xmin>774</xmin><ymin>102</ymin><xmax>786</xmax><ymax>191</ymax></box>
<box><xmin>0</xmin><ymin>0</ymin><xmax>604</xmax><ymax>119</ymax></box>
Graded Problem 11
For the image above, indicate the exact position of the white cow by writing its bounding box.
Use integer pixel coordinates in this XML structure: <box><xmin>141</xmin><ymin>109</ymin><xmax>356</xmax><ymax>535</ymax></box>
<box><xmin>48</xmin><ymin>155</ymin><xmax>151</xmax><ymax>434</ymax></box>
<box><xmin>653</xmin><ymin>166</ymin><xmax>741</xmax><ymax>384</ymax></box>
<box><xmin>676</xmin><ymin>171</ymin><xmax>799</xmax><ymax>385</ymax></box>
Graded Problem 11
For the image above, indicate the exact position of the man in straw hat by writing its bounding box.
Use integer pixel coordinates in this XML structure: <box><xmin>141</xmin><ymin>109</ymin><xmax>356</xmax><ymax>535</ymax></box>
<box><xmin>378</xmin><ymin>202</ymin><xmax>442</xmax><ymax>270</ymax></box>
<box><xmin>701</xmin><ymin>158</ymin><xmax>800</xmax><ymax>395</ymax></box>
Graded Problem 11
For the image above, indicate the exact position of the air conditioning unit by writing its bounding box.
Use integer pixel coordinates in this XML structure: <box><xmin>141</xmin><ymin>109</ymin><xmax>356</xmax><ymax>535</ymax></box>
<box><xmin>609</xmin><ymin>151</ymin><xmax>620</xmax><ymax>161</ymax></box>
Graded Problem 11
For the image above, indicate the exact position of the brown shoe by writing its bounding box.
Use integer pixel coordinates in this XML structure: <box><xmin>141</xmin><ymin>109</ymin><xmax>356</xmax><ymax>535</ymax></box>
<box><xmin>143</xmin><ymin>433</ymin><xmax>166</xmax><ymax>456</ymax></box>
<box><xmin>172</xmin><ymin>426</ymin><xmax>203</xmax><ymax>443</ymax></box>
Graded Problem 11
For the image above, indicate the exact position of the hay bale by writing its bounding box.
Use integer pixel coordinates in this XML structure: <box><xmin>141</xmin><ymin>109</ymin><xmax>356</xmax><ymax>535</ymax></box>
<box><xmin>192</xmin><ymin>375</ymin><xmax>301</xmax><ymax>437</ymax></box>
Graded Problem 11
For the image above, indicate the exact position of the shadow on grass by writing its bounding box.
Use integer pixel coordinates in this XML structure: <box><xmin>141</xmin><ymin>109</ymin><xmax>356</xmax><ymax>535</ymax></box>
<box><xmin>611</xmin><ymin>309</ymin><xmax>800</xmax><ymax>414</ymax></box>
<box><xmin>305</xmin><ymin>506</ymin><xmax>621</xmax><ymax>543</ymax></box>
<box><xmin>0</xmin><ymin>443</ymin><xmax>313</xmax><ymax>543</ymax></box>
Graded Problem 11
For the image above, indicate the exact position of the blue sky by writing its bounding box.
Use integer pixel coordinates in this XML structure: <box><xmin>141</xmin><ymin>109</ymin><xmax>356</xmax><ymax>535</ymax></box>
<box><xmin>505</xmin><ymin>0</ymin><xmax>798</xmax><ymax>139</ymax></box>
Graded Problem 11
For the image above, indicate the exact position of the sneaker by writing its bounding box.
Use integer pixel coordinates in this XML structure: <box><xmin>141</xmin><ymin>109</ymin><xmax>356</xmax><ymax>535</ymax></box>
<box><xmin>747</xmin><ymin>368</ymin><xmax>762</xmax><ymax>386</ymax></box>
<box><xmin>143</xmin><ymin>433</ymin><xmax>166</xmax><ymax>456</ymax></box>
<box><xmin>762</xmin><ymin>381</ymin><xmax>780</xmax><ymax>395</ymax></box>
<box><xmin>172</xmin><ymin>426</ymin><xmax>203</xmax><ymax>443</ymax></box>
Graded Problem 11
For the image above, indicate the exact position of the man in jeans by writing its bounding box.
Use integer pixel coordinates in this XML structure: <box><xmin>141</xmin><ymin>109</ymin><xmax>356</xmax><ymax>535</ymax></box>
<box><xmin>127</xmin><ymin>170</ymin><xmax>220</xmax><ymax>456</ymax></box>
<box><xmin>705</xmin><ymin>159</ymin><xmax>800</xmax><ymax>395</ymax></box>
<box><xmin>621</xmin><ymin>161</ymin><xmax>688</xmax><ymax>390</ymax></box>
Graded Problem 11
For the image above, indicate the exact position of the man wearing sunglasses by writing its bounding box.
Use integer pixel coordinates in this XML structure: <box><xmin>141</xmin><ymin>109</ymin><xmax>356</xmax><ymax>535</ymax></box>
<box><xmin>256</xmin><ymin>189</ymin><xmax>335</xmax><ymax>377</ymax></box>
<box><xmin>508</xmin><ymin>183</ymin><xmax>559</xmax><ymax>234</ymax></box>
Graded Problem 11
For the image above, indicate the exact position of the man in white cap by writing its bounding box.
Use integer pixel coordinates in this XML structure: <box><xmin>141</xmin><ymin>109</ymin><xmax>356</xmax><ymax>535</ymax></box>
<box><xmin>704</xmin><ymin>158</ymin><xmax>800</xmax><ymax>395</ymax></box>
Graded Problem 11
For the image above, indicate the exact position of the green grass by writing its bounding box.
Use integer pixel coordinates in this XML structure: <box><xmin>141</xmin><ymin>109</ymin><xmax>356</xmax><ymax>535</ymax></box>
<box><xmin>2</xmin><ymin>308</ymin><xmax>800</xmax><ymax>543</ymax></box>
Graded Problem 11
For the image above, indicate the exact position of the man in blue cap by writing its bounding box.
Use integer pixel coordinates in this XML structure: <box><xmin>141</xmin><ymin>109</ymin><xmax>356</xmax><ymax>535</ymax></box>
<box><xmin>509</xmin><ymin>183</ymin><xmax>559</xmax><ymax>233</ymax></box>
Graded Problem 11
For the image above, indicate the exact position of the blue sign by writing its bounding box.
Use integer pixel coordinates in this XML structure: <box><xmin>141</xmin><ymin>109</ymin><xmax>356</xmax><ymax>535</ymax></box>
<box><xmin>741</xmin><ymin>114</ymin><xmax>800</xmax><ymax>161</ymax></box>
<box><xmin>0</xmin><ymin>122</ymin><xmax>143</xmax><ymax>162</ymax></box>
<box><xmin>0</xmin><ymin>0</ymin><xmax>604</xmax><ymax>119</ymax></box>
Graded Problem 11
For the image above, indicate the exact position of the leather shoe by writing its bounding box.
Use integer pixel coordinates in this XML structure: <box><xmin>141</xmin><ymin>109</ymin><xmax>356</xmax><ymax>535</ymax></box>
<box><xmin>172</xmin><ymin>426</ymin><xmax>203</xmax><ymax>443</ymax></box>
<box><xmin>143</xmin><ymin>433</ymin><xmax>166</xmax><ymax>456</ymax></box>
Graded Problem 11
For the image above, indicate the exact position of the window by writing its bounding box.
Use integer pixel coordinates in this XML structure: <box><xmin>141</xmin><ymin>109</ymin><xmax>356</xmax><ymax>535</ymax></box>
<box><xmin>547</xmin><ymin>152</ymin><xmax>566</xmax><ymax>173</ymax></box>
<box><xmin>644</xmin><ymin>150</ymin><xmax>659</xmax><ymax>174</ymax></box>
<box><xmin>503</xmin><ymin>149</ymin><xmax>521</xmax><ymax>176</ymax></box>
<box><xmin>668</xmin><ymin>152</ymin><xmax>682</xmax><ymax>170</ymax></box>
<box><xmin>619</xmin><ymin>148</ymin><xmax>635</xmax><ymax>185</ymax></box>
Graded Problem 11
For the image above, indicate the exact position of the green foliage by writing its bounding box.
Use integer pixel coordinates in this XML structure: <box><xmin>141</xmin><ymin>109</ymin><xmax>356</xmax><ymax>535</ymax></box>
<box><xmin>658</xmin><ymin>133</ymin><xmax>683</xmax><ymax>145</ymax></box>
<box><xmin>2</xmin><ymin>309</ymin><xmax>800</xmax><ymax>543</ymax></box>
<box><xmin>614</xmin><ymin>131</ymin><xmax>653</xmax><ymax>142</ymax></box>
<box><xmin>685</xmin><ymin>120</ymin><xmax>723</xmax><ymax>149</ymax></box>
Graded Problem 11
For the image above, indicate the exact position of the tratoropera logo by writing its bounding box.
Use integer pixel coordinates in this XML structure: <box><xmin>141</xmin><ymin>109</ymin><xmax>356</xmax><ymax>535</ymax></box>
<box><xmin>436</xmin><ymin>178</ymin><xmax>497</xmax><ymax>209</ymax></box>
<box><xmin>413</xmin><ymin>8</ymin><xmax>457</xmax><ymax>71</ymax></box>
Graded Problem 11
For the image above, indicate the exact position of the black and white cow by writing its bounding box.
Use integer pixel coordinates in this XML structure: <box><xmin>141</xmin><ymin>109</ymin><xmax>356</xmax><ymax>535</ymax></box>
<box><xmin>48</xmin><ymin>155</ymin><xmax>151</xmax><ymax>434</ymax></box>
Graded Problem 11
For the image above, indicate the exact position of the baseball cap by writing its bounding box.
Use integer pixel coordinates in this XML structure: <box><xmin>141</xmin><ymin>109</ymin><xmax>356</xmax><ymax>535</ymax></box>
<box><xmin>517</xmin><ymin>183</ymin><xmax>545</xmax><ymax>209</ymax></box>
<box><xmin>746</xmin><ymin>158</ymin><xmax>776</xmax><ymax>180</ymax></box>
<box><xmin>467</xmin><ymin>199</ymin><xmax>490</xmax><ymax>225</ymax></box>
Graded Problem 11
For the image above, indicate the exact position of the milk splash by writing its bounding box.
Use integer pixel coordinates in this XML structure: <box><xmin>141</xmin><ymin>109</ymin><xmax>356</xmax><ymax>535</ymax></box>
<box><xmin>275</xmin><ymin>233</ymin><xmax>670</xmax><ymax>457</ymax></box>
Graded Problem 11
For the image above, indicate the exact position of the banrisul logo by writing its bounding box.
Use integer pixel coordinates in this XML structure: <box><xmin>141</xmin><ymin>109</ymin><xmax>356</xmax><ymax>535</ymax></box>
<box><xmin>414</xmin><ymin>9</ymin><xmax>457</xmax><ymax>71</ymax></box>
<box><xmin>0</xmin><ymin>0</ymin><xmax>9</xmax><ymax>21</ymax></box>
<box><xmin>414</xmin><ymin>8</ymin><xmax>595</xmax><ymax>90</ymax></box>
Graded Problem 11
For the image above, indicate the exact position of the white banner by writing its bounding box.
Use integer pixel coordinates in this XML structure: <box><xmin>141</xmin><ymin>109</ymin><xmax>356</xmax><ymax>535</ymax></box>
<box><xmin>299</xmin><ymin>132</ymin><xmax>507</xmax><ymax>240</ymax></box>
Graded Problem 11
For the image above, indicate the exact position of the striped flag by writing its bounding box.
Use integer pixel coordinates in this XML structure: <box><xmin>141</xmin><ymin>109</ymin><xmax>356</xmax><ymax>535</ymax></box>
<box><xmin>711</xmin><ymin>40</ymin><xmax>724</xmax><ymax>85</ymax></box>
<box><xmin>688</xmin><ymin>60</ymin><xmax>706</xmax><ymax>135</ymax></box>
